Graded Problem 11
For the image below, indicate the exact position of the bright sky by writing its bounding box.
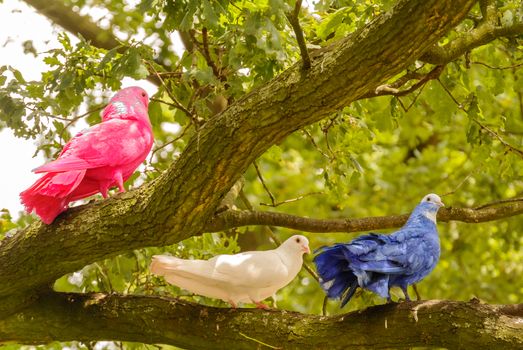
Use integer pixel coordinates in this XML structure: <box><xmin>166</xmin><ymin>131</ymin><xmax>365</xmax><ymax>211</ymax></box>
<box><xmin>0</xmin><ymin>0</ymin><xmax>160</xmax><ymax>218</ymax></box>
<box><xmin>0</xmin><ymin>0</ymin><xmax>54</xmax><ymax>218</ymax></box>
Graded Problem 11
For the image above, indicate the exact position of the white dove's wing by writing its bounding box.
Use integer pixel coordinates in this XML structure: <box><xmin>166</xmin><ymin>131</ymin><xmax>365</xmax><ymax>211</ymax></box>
<box><xmin>151</xmin><ymin>255</ymin><xmax>240</xmax><ymax>301</ymax></box>
<box><xmin>211</xmin><ymin>250</ymin><xmax>290</xmax><ymax>288</ymax></box>
<box><xmin>151</xmin><ymin>255</ymin><xmax>216</xmax><ymax>280</ymax></box>
<box><xmin>151</xmin><ymin>252</ymin><xmax>289</xmax><ymax>288</ymax></box>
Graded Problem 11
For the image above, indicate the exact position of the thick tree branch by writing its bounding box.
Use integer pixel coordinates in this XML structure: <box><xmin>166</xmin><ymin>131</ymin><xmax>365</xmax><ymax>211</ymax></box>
<box><xmin>206</xmin><ymin>199</ymin><xmax>523</xmax><ymax>233</ymax></box>
<box><xmin>0</xmin><ymin>0</ymin><xmax>476</xmax><ymax>314</ymax></box>
<box><xmin>421</xmin><ymin>20</ymin><xmax>523</xmax><ymax>65</ymax></box>
<box><xmin>1</xmin><ymin>292</ymin><xmax>521</xmax><ymax>349</ymax></box>
<box><xmin>22</xmin><ymin>0</ymin><xmax>119</xmax><ymax>50</ymax></box>
<box><xmin>479</xmin><ymin>0</ymin><xmax>497</xmax><ymax>24</ymax></box>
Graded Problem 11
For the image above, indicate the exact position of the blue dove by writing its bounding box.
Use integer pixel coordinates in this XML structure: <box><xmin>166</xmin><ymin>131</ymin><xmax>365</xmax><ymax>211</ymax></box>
<box><xmin>314</xmin><ymin>193</ymin><xmax>444</xmax><ymax>307</ymax></box>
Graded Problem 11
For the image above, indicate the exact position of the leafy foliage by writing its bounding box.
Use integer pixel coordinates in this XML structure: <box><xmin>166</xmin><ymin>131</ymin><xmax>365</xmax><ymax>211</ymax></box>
<box><xmin>1</xmin><ymin>0</ymin><xmax>523</xmax><ymax>348</ymax></box>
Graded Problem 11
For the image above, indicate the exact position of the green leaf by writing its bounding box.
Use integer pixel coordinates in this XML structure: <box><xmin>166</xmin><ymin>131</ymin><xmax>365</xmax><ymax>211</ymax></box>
<box><xmin>390</xmin><ymin>97</ymin><xmax>402</xmax><ymax>120</ymax></box>
<box><xmin>99</xmin><ymin>47</ymin><xmax>120</xmax><ymax>69</ymax></box>
<box><xmin>8</xmin><ymin>66</ymin><xmax>26</xmax><ymax>83</ymax></box>
<box><xmin>317</xmin><ymin>7</ymin><xmax>350</xmax><ymax>40</ymax></box>
<box><xmin>202</xmin><ymin>0</ymin><xmax>219</xmax><ymax>28</ymax></box>
<box><xmin>466</xmin><ymin>120</ymin><xmax>481</xmax><ymax>144</ymax></box>
<box><xmin>179</xmin><ymin>1</ymin><xmax>198</xmax><ymax>30</ymax></box>
<box><xmin>148</xmin><ymin>100</ymin><xmax>163</xmax><ymax>126</ymax></box>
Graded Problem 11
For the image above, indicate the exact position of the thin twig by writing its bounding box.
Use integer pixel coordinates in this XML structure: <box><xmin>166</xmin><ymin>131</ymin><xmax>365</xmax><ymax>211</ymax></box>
<box><xmin>147</xmin><ymin>62</ymin><xmax>199</xmax><ymax>126</ymax></box>
<box><xmin>150</xmin><ymin>97</ymin><xmax>192</xmax><ymax>116</ymax></box>
<box><xmin>148</xmin><ymin>124</ymin><xmax>191</xmax><ymax>165</ymax></box>
<box><xmin>239</xmin><ymin>190</ymin><xmax>320</xmax><ymax>282</ymax></box>
<box><xmin>322</xmin><ymin>116</ymin><xmax>338</xmax><ymax>159</ymax></box>
<box><xmin>253</xmin><ymin>161</ymin><xmax>276</xmax><ymax>206</ymax></box>
<box><xmin>471</xmin><ymin>61</ymin><xmax>523</xmax><ymax>70</ymax></box>
<box><xmin>260</xmin><ymin>192</ymin><xmax>324</xmax><ymax>207</ymax></box>
<box><xmin>373</xmin><ymin>65</ymin><xmax>444</xmax><ymax>98</ymax></box>
<box><xmin>58</xmin><ymin>105</ymin><xmax>105</xmax><ymax>143</ymax></box>
<box><xmin>438</xmin><ymin>78</ymin><xmax>523</xmax><ymax>158</ymax></box>
<box><xmin>238</xmin><ymin>332</ymin><xmax>282</xmax><ymax>349</ymax></box>
<box><xmin>286</xmin><ymin>0</ymin><xmax>311</xmax><ymax>69</ymax></box>
<box><xmin>443</xmin><ymin>164</ymin><xmax>483</xmax><ymax>197</ymax></box>
<box><xmin>302</xmin><ymin>129</ymin><xmax>330</xmax><ymax>159</ymax></box>
<box><xmin>94</xmin><ymin>262</ymin><xmax>114</xmax><ymax>293</ymax></box>
<box><xmin>187</xmin><ymin>85</ymin><xmax>205</xmax><ymax>115</ymax></box>
<box><xmin>474</xmin><ymin>197</ymin><xmax>523</xmax><ymax>210</ymax></box>
<box><xmin>473</xmin><ymin>118</ymin><xmax>523</xmax><ymax>158</ymax></box>
<box><xmin>154</xmin><ymin>71</ymin><xmax>183</xmax><ymax>77</ymax></box>
<box><xmin>395</xmin><ymin>83</ymin><xmax>427</xmax><ymax>112</ymax></box>
<box><xmin>201</xmin><ymin>27</ymin><xmax>225</xmax><ymax>82</ymax></box>
<box><xmin>437</xmin><ymin>78</ymin><xmax>464</xmax><ymax>108</ymax></box>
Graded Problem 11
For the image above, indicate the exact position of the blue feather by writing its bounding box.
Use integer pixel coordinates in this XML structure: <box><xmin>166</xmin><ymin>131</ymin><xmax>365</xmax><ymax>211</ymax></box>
<box><xmin>313</xmin><ymin>193</ymin><xmax>444</xmax><ymax>307</ymax></box>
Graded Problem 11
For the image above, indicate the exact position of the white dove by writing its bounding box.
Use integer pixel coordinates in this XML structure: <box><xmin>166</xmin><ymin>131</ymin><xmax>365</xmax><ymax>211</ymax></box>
<box><xmin>150</xmin><ymin>234</ymin><xmax>310</xmax><ymax>308</ymax></box>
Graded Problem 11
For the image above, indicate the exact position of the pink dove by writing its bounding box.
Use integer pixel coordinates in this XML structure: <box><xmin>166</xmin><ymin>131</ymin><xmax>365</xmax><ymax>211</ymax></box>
<box><xmin>20</xmin><ymin>86</ymin><xmax>154</xmax><ymax>224</ymax></box>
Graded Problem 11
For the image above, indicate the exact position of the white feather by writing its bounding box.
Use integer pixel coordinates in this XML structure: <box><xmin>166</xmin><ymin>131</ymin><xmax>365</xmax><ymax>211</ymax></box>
<box><xmin>423</xmin><ymin>210</ymin><xmax>437</xmax><ymax>224</ymax></box>
<box><xmin>150</xmin><ymin>235</ymin><xmax>309</xmax><ymax>306</ymax></box>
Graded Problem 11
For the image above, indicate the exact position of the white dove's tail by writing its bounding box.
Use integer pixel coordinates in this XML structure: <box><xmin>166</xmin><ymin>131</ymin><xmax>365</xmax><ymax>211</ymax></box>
<box><xmin>150</xmin><ymin>255</ymin><xmax>184</xmax><ymax>276</ymax></box>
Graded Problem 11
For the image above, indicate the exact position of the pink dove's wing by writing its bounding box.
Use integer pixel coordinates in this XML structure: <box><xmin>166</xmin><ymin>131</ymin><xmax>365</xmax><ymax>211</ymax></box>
<box><xmin>33</xmin><ymin>118</ymin><xmax>152</xmax><ymax>174</ymax></box>
<box><xmin>20</xmin><ymin>86</ymin><xmax>153</xmax><ymax>224</ymax></box>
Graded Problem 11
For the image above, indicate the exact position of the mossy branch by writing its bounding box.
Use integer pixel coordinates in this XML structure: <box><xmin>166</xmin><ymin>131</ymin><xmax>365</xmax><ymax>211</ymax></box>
<box><xmin>1</xmin><ymin>292</ymin><xmax>521</xmax><ymax>349</ymax></box>
<box><xmin>206</xmin><ymin>198</ymin><xmax>523</xmax><ymax>233</ymax></box>
<box><xmin>421</xmin><ymin>19</ymin><xmax>523</xmax><ymax>65</ymax></box>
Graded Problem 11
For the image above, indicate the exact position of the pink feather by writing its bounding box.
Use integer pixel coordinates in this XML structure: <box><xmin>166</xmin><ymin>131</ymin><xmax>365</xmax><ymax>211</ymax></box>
<box><xmin>20</xmin><ymin>86</ymin><xmax>154</xmax><ymax>224</ymax></box>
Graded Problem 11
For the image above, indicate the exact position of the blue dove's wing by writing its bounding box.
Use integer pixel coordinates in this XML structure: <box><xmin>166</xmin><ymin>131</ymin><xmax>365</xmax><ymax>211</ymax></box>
<box><xmin>346</xmin><ymin>233</ymin><xmax>409</xmax><ymax>274</ymax></box>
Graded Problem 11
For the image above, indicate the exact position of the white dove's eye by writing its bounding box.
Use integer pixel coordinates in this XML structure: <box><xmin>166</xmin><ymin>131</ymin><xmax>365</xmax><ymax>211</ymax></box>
<box><xmin>295</xmin><ymin>237</ymin><xmax>301</xmax><ymax>243</ymax></box>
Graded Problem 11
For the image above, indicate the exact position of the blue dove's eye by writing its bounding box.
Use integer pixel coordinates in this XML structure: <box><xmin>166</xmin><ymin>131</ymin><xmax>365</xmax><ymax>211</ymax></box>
<box><xmin>427</xmin><ymin>198</ymin><xmax>431</xmax><ymax>201</ymax></box>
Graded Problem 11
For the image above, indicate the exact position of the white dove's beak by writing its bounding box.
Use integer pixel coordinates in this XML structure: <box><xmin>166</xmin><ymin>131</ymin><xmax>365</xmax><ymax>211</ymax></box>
<box><xmin>302</xmin><ymin>245</ymin><xmax>311</xmax><ymax>254</ymax></box>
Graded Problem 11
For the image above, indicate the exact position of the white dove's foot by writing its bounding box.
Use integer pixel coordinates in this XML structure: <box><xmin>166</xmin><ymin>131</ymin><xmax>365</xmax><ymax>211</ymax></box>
<box><xmin>254</xmin><ymin>301</ymin><xmax>270</xmax><ymax>310</ymax></box>
<box><xmin>228</xmin><ymin>300</ymin><xmax>238</xmax><ymax>308</ymax></box>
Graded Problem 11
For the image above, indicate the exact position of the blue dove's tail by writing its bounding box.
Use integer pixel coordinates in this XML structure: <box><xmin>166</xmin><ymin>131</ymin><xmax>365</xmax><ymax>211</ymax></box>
<box><xmin>313</xmin><ymin>244</ymin><xmax>359</xmax><ymax>307</ymax></box>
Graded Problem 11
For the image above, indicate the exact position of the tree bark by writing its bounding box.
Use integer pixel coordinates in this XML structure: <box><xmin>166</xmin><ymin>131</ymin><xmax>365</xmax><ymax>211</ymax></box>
<box><xmin>207</xmin><ymin>199</ymin><xmax>523</xmax><ymax>233</ymax></box>
<box><xmin>8</xmin><ymin>0</ymin><xmax>523</xmax><ymax>348</ymax></box>
<box><xmin>22</xmin><ymin>0</ymin><xmax>119</xmax><ymax>50</ymax></box>
<box><xmin>1</xmin><ymin>292</ymin><xmax>521</xmax><ymax>349</ymax></box>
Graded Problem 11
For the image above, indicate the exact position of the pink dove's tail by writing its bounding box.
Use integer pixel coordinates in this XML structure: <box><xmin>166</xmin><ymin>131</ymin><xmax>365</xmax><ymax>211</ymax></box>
<box><xmin>20</xmin><ymin>170</ymin><xmax>86</xmax><ymax>224</ymax></box>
